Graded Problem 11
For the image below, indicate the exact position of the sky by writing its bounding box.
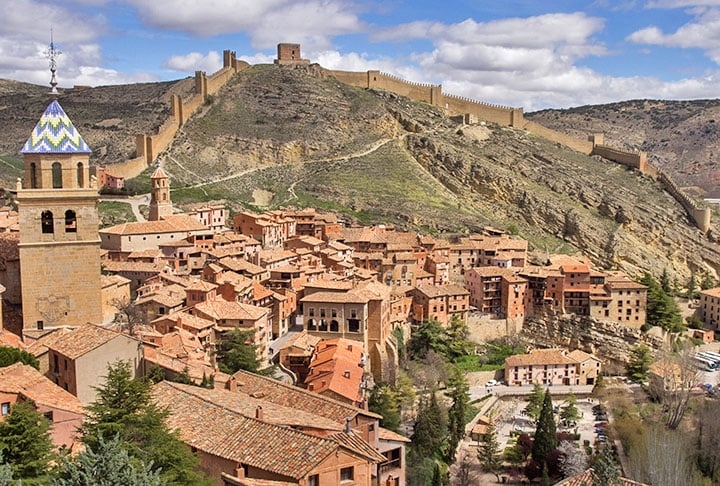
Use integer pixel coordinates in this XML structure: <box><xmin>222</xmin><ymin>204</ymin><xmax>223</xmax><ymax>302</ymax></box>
<box><xmin>3</xmin><ymin>0</ymin><xmax>720</xmax><ymax>111</ymax></box>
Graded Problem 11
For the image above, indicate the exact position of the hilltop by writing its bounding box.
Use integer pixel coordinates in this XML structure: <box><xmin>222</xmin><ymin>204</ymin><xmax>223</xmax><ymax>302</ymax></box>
<box><xmin>1</xmin><ymin>66</ymin><xmax>719</xmax><ymax>283</ymax></box>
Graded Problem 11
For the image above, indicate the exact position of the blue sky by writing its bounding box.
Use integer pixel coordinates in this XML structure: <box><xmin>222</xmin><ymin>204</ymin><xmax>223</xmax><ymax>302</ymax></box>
<box><xmin>3</xmin><ymin>0</ymin><xmax>720</xmax><ymax>110</ymax></box>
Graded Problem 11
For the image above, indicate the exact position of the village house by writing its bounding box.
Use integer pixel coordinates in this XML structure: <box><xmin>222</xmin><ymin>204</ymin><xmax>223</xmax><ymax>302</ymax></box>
<box><xmin>504</xmin><ymin>348</ymin><xmax>602</xmax><ymax>386</ymax></box>
<box><xmin>225</xmin><ymin>368</ymin><xmax>407</xmax><ymax>485</ymax></box>
<box><xmin>42</xmin><ymin>323</ymin><xmax>143</xmax><ymax>403</ymax></box>
<box><xmin>233</xmin><ymin>211</ymin><xmax>296</xmax><ymax>249</ymax></box>
<box><xmin>152</xmin><ymin>380</ymin><xmax>388</xmax><ymax>486</ymax></box>
<box><xmin>300</xmin><ymin>280</ymin><xmax>399</xmax><ymax>383</ymax></box>
<box><xmin>304</xmin><ymin>338</ymin><xmax>367</xmax><ymax>407</ymax></box>
<box><xmin>0</xmin><ymin>362</ymin><xmax>84</xmax><ymax>450</ymax></box>
<box><xmin>278</xmin><ymin>330</ymin><xmax>323</xmax><ymax>384</ymax></box>
<box><xmin>697</xmin><ymin>287</ymin><xmax>720</xmax><ymax>330</ymax></box>
<box><xmin>411</xmin><ymin>283</ymin><xmax>470</xmax><ymax>326</ymax></box>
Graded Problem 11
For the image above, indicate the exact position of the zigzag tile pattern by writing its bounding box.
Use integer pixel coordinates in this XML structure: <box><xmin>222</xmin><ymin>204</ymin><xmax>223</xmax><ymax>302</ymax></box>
<box><xmin>21</xmin><ymin>100</ymin><xmax>91</xmax><ymax>154</ymax></box>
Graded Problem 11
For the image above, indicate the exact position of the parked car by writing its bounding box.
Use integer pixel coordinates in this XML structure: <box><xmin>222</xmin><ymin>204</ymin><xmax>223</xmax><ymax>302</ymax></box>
<box><xmin>485</xmin><ymin>380</ymin><xmax>498</xmax><ymax>387</ymax></box>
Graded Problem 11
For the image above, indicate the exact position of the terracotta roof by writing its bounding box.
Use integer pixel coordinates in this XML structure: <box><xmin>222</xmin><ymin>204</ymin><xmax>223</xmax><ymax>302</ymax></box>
<box><xmin>555</xmin><ymin>469</ymin><xmax>647</xmax><ymax>485</ymax></box>
<box><xmin>186</xmin><ymin>280</ymin><xmax>218</xmax><ymax>292</ymax></box>
<box><xmin>378</xmin><ymin>427</ymin><xmax>411</xmax><ymax>443</ymax></box>
<box><xmin>194</xmin><ymin>299</ymin><xmax>267</xmax><ymax>321</ymax></box>
<box><xmin>150</xmin><ymin>165</ymin><xmax>169</xmax><ymax>179</ymax></box>
<box><xmin>567</xmin><ymin>349</ymin><xmax>599</xmax><ymax>363</ymax></box>
<box><xmin>152</xmin><ymin>381</ymin><xmax>354</xmax><ymax>479</ymax></box>
<box><xmin>304</xmin><ymin>339</ymin><xmax>364</xmax><ymax>403</ymax></box>
<box><xmin>505</xmin><ymin>348</ymin><xmax>579</xmax><ymax>367</ymax></box>
<box><xmin>560</xmin><ymin>264</ymin><xmax>590</xmax><ymax>273</ymax></box>
<box><xmin>229</xmin><ymin>369</ymin><xmax>382</xmax><ymax>423</ymax></box>
<box><xmin>153</xmin><ymin>311</ymin><xmax>215</xmax><ymax>331</ymax></box>
<box><xmin>45</xmin><ymin>324</ymin><xmax>128</xmax><ymax>360</ymax></box>
<box><xmin>102</xmin><ymin>260</ymin><xmax>164</xmax><ymax>273</ymax></box>
<box><xmin>702</xmin><ymin>287</ymin><xmax>720</xmax><ymax>298</ymax></box>
<box><xmin>415</xmin><ymin>283</ymin><xmax>469</xmax><ymax>298</ymax></box>
<box><xmin>0</xmin><ymin>363</ymin><xmax>84</xmax><ymax>414</ymax></box>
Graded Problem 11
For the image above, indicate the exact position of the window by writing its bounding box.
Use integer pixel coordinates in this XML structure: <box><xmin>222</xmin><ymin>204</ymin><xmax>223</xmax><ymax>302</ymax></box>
<box><xmin>44</xmin><ymin>411</ymin><xmax>54</xmax><ymax>422</ymax></box>
<box><xmin>1</xmin><ymin>402</ymin><xmax>9</xmax><ymax>415</ymax></box>
<box><xmin>41</xmin><ymin>210</ymin><xmax>54</xmax><ymax>234</ymax></box>
<box><xmin>52</xmin><ymin>162</ymin><xmax>62</xmax><ymax>188</ymax></box>
<box><xmin>340</xmin><ymin>466</ymin><xmax>354</xmax><ymax>482</ymax></box>
<box><xmin>76</xmin><ymin>162</ymin><xmax>84</xmax><ymax>188</ymax></box>
<box><xmin>65</xmin><ymin>210</ymin><xmax>77</xmax><ymax>232</ymax></box>
<box><xmin>30</xmin><ymin>162</ymin><xmax>38</xmax><ymax>188</ymax></box>
<box><xmin>308</xmin><ymin>475</ymin><xmax>319</xmax><ymax>486</ymax></box>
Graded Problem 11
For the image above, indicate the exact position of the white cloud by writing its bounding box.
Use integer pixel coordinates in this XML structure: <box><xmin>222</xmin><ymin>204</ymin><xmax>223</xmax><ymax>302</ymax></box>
<box><xmin>163</xmin><ymin>51</ymin><xmax>223</xmax><ymax>73</ymax></box>
<box><xmin>123</xmin><ymin>0</ymin><xmax>364</xmax><ymax>50</ymax></box>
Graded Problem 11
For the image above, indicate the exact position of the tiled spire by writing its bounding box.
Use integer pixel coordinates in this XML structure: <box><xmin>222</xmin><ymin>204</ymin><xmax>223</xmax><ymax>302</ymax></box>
<box><xmin>21</xmin><ymin>100</ymin><xmax>91</xmax><ymax>154</ymax></box>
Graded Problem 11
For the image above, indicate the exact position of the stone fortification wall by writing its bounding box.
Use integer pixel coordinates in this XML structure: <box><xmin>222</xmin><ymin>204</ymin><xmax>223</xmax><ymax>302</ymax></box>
<box><xmin>523</xmin><ymin>120</ymin><xmax>594</xmax><ymax>153</ymax></box>
<box><xmin>367</xmin><ymin>71</ymin><xmax>441</xmax><ymax>105</ymax></box>
<box><xmin>328</xmin><ymin>70</ymin><xmax>370</xmax><ymax>87</ymax></box>
<box><xmin>592</xmin><ymin>145</ymin><xmax>647</xmax><ymax>172</ymax></box>
<box><xmin>443</xmin><ymin>93</ymin><xmax>521</xmax><ymax>126</ymax></box>
<box><xmin>105</xmin><ymin>50</ymin><xmax>248</xmax><ymax>180</ymax></box>
<box><xmin>657</xmin><ymin>168</ymin><xmax>711</xmax><ymax>233</ymax></box>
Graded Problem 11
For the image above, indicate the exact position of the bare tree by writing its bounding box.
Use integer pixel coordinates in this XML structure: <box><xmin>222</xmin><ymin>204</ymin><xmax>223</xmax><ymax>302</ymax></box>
<box><xmin>627</xmin><ymin>424</ymin><xmax>693</xmax><ymax>486</ymax></box>
<box><xmin>647</xmin><ymin>341</ymin><xmax>699</xmax><ymax>429</ymax></box>
<box><xmin>111</xmin><ymin>296</ymin><xmax>145</xmax><ymax>337</ymax></box>
<box><xmin>450</xmin><ymin>451</ymin><xmax>477</xmax><ymax>486</ymax></box>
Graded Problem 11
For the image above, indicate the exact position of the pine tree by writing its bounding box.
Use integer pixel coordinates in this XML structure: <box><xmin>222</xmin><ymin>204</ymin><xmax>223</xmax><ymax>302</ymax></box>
<box><xmin>660</xmin><ymin>268</ymin><xmax>671</xmax><ymax>294</ymax></box>
<box><xmin>0</xmin><ymin>401</ymin><xmax>54</xmax><ymax>482</ymax></box>
<box><xmin>591</xmin><ymin>447</ymin><xmax>621</xmax><ymax>486</ymax></box>
<box><xmin>411</xmin><ymin>390</ymin><xmax>447</xmax><ymax>458</ymax></box>
<box><xmin>80</xmin><ymin>360</ymin><xmax>210</xmax><ymax>486</ymax></box>
<box><xmin>477</xmin><ymin>421</ymin><xmax>503</xmax><ymax>482</ymax></box>
<box><xmin>524</xmin><ymin>383</ymin><xmax>545</xmax><ymax>421</ymax></box>
<box><xmin>368</xmin><ymin>383</ymin><xmax>401</xmax><ymax>433</ymax></box>
<box><xmin>0</xmin><ymin>346</ymin><xmax>40</xmax><ymax>370</ymax></box>
<box><xmin>446</xmin><ymin>367</ymin><xmax>470</xmax><ymax>462</ymax></box>
<box><xmin>55</xmin><ymin>435</ymin><xmax>165</xmax><ymax>486</ymax></box>
<box><xmin>216</xmin><ymin>329</ymin><xmax>261</xmax><ymax>374</ymax></box>
<box><xmin>688</xmin><ymin>272</ymin><xmax>699</xmax><ymax>299</ymax></box>
<box><xmin>560</xmin><ymin>394</ymin><xmax>580</xmax><ymax>424</ymax></box>
<box><xmin>626</xmin><ymin>345</ymin><xmax>653</xmax><ymax>383</ymax></box>
<box><xmin>531</xmin><ymin>389</ymin><xmax>557</xmax><ymax>466</ymax></box>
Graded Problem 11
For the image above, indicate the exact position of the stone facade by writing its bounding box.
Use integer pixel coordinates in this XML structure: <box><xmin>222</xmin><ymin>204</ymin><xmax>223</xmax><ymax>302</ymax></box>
<box><xmin>18</xmin><ymin>101</ymin><xmax>103</xmax><ymax>331</ymax></box>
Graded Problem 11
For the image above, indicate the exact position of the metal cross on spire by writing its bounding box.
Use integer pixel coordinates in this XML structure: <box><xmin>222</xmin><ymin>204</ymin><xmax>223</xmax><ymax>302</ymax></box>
<box><xmin>45</xmin><ymin>27</ymin><xmax>62</xmax><ymax>96</ymax></box>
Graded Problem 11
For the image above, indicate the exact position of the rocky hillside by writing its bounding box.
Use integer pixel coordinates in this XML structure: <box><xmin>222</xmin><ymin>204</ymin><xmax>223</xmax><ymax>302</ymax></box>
<box><xmin>527</xmin><ymin>99</ymin><xmax>720</xmax><ymax>196</ymax></box>
<box><xmin>1</xmin><ymin>66</ymin><xmax>720</xmax><ymax>285</ymax></box>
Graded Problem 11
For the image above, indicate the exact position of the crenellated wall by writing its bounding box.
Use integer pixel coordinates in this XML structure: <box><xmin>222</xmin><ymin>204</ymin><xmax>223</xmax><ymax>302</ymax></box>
<box><xmin>657</xmin><ymin>169</ymin><xmax>711</xmax><ymax>233</ymax></box>
<box><xmin>102</xmin><ymin>45</ymin><xmax>713</xmax><ymax>233</ymax></box>
<box><xmin>522</xmin><ymin>120</ymin><xmax>594</xmax><ymax>153</ymax></box>
<box><xmin>104</xmin><ymin>50</ymin><xmax>249</xmax><ymax>180</ymax></box>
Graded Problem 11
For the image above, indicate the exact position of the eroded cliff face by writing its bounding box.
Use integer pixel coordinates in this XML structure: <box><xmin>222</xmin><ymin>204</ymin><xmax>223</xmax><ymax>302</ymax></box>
<box><xmin>521</xmin><ymin>316</ymin><xmax>664</xmax><ymax>367</ymax></box>
<box><xmin>400</xmin><ymin>124</ymin><xmax>720</xmax><ymax>282</ymax></box>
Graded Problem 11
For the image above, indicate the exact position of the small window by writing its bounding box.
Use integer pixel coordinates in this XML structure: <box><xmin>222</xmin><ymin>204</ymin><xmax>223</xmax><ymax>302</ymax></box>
<box><xmin>308</xmin><ymin>475</ymin><xmax>319</xmax><ymax>486</ymax></box>
<box><xmin>41</xmin><ymin>210</ymin><xmax>54</xmax><ymax>234</ymax></box>
<box><xmin>76</xmin><ymin>162</ymin><xmax>84</xmax><ymax>188</ymax></box>
<box><xmin>1</xmin><ymin>402</ymin><xmax>9</xmax><ymax>415</ymax></box>
<box><xmin>340</xmin><ymin>466</ymin><xmax>354</xmax><ymax>482</ymax></box>
<box><xmin>52</xmin><ymin>162</ymin><xmax>62</xmax><ymax>188</ymax></box>
<box><xmin>44</xmin><ymin>411</ymin><xmax>54</xmax><ymax>422</ymax></box>
<box><xmin>65</xmin><ymin>210</ymin><xmax>77</xmax><ymax>233</ymax></box>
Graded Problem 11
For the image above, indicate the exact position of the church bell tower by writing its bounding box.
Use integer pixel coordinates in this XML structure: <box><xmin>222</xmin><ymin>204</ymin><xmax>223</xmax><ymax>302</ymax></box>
<box><xmin>17</xmin><ymin>40</ymin><xmax>102</xmax><ymax>332</ymax></box>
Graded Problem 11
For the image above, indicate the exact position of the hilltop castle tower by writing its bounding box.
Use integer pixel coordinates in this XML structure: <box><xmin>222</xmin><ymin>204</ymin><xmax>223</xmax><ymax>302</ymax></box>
<box><xmin>17</xmin><ymin>100</ymin><xmax>103</xmax><ymax>331</ymax></box>
<box><xmin>148</xmin><ymin>165</ymin><xmax>173</xmax><ymax>221</ymax></box>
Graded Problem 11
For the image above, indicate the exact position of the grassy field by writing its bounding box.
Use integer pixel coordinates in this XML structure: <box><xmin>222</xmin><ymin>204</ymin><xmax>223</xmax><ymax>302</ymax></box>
<box><xmin>98</xmin><ymin>201</ymin><xmax>136</xmax><ymax>227</ymax></box>
<box><xmin>0</xmin><ymin>154</ymin><xmax>24</xmax><ymax>187</ymax></box>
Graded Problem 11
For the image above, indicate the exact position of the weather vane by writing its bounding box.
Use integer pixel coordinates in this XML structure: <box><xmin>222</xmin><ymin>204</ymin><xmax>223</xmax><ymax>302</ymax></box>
<box><xmin>45</xmin><ymin>27</ymin><xmax>62</xmax><ymax>96</ymax></box>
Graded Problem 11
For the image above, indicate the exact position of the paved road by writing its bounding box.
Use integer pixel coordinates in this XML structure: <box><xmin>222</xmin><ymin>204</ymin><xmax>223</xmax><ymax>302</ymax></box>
<box><xmin>99</xmin><ymin>193</ymin><xmax>149</xmax><ymax>222</ymax></box>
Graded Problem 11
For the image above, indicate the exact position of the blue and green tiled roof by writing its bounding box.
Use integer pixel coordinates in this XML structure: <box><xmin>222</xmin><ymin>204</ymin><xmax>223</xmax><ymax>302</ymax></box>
<box><xmin>21</xmin><ymin>100</ymin><xmax>91</xmax><ymax>154</ymax></box>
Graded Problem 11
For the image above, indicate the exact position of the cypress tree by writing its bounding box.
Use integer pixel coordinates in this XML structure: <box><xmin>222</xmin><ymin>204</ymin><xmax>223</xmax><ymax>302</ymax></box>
<box><xmin>446</xmin><ymin>368</ymin><xmax>470</xmax><ymax>462</ymax></box>
<box><xmin>531</xmin><ymin>389</ymin><xmax>557</xmax><ymax>466</ymax></box>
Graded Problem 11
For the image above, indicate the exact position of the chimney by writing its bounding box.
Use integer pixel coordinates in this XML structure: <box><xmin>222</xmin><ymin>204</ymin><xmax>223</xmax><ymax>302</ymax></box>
<box><xmin>345</xmin><ymin>416</ymin><xmax>352</xmax><ymax>434</ymax></box>
<box><xmin>255</xmin><ymin>405</ymin><xmax>263</xmax><ymax>420</ymax></box>
<box><xmin>235</xmin><ymin>464</ymin><xmax>246</xmax><ymax>479</ymax></box>
<box><xmin>226</xmin><ymin>376</ymin><xmax>237</xmax><ymax>392</ymax></box>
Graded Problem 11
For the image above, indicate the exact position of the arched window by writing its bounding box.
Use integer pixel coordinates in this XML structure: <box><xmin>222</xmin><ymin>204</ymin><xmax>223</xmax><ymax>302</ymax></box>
<box><xmin>76</xmin><ymin>163</ymin><xmax>84</xmax><ymax>188</ymax></box>
<box><xmin>52</xmin><ymin>162</ymin><xmax>62</xmax><ymax>188</ymax></box>
<box><xmin>41</xmin><ymin>211</ymin><xmax>54</xmax><ymax>234</ymax></box>
<box><xmin>65</xmin><ymin>210</ymin><xmax>77</xmax><ymax>233</ymax></box>
<box><xmin>30</xmin><ymin>163</ymin><xmax>37</xmax><ymax>188</ymax></box>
